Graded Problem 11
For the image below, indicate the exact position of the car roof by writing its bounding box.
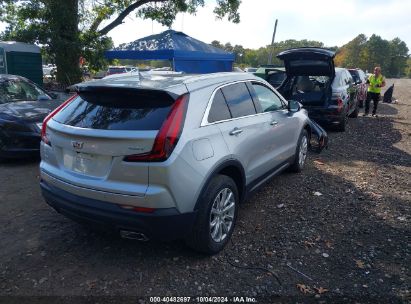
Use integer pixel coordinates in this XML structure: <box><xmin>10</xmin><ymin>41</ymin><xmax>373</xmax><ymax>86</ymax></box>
<box><xmin>75</xmin><ymin>72</ymin><xmax>260</xmax><ymax>92</ymax></box>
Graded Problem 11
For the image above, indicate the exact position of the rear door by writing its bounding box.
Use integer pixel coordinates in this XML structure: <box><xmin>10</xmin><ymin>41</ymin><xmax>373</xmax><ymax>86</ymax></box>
<box><xmin>277</xmin><ymin>48</ymin><xmax>335</xmax><ymax>79</ymax></box>
<box><xmin>212</xmin><ymin>82</ymin><xmax>276</xmax><ymax>183</ymax></box>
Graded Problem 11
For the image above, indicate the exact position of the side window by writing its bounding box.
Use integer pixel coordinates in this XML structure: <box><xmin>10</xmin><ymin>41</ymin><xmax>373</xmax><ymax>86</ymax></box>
<box><xmin>346</xmin><ymin>71</ymin><xmax>353</xmax><ymax>84</ymax></box>
<box><xmin>251</xmin><ymin>83</ymin><xmax>284</xmax><ymax>112</ymax></box>
<box><xmin>208</xmin><ymin>89</ymin><xmax>231</xmax><ymax>123</ymax></box>
<box><xmin>343</xmin><ymin>71</ymin><xmax>349</xmax><ymax>85</ymax></box>
<box><xmin>359</xmin><ymin>70</ymin><xmax>366</xmax><ymax>82</ymax></box>
<box><xmin>221</xmin><ymin>83</ymin><xmax>256</xmax><ymax>118</ymax></box>
<box><xmin>350</xmin><ymin>72</ymin><xmax>359</xmax><ymax>83</ymax></box>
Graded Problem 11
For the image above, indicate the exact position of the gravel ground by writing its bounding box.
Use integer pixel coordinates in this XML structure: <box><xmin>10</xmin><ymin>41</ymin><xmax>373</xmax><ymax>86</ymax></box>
<box><xmin>0</xmin><ymin>79</ymin><xmax>410</xmax><ymax>303</ymax></box>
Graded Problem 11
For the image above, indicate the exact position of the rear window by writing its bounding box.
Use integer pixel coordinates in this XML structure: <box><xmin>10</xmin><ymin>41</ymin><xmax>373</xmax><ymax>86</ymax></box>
<box><xmin>53</xmin><ymin>92</ymin><xmax>173</xmax><ymax>131</ymax></box>
<box><xmin>221</xmin><ymin>83</ymin><xmax>256</xmax><ymax>118</ymax></box>
<box><xmin>267</xmin><ymin>72</ymin><xmax>286</xmax><ymax>85</ymax></box>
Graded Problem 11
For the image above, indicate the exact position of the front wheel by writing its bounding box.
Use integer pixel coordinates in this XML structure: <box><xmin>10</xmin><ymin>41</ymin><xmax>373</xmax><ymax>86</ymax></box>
<box><xmin>289</xmin><ymin>129</ymin><xmax>309</xmax><ymax>173</ymax></box>
<box><xmin>186</xmin><ymin>175</ymin><xmax>239</xmax><ymax>255</ymax></box>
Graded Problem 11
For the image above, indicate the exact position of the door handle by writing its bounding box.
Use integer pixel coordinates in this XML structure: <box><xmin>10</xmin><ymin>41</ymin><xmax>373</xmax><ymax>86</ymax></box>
<box><xmin>270</xmin><ymin>121</ymin><xmax>278</xmax><ymax>126</ymax></box>
<box><xmin>229</xmin><ymin>128</ymin><xmax>243</xmax><ymax>136</ymax></box>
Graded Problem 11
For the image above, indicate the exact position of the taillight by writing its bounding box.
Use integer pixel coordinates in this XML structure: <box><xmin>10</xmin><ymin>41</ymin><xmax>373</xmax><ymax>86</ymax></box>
<box><xmin>331</xmin><ymin>93</ymin><xmax>344</xmax><ymax>113</ymax></box>
<box><xmin>124</xmin><ymin>94</ymin><xmax>189</xmax><ymax>162</ymax></box>
<box><xmin>336</xmin><ymin>97</ymin><xmax>343</xmax><ymax>112</ymax></box>
<box><xmin>41</xmin><ymin>94</ymin><xmax>77</xmax><ymax>145</ymax></box>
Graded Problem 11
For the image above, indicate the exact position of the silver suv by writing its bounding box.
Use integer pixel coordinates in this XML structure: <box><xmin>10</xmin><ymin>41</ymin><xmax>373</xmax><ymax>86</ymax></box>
<box><xmin>40</xmin><ymin>72</ymin><xmax>315</xmax><ymax>254</ymax></box>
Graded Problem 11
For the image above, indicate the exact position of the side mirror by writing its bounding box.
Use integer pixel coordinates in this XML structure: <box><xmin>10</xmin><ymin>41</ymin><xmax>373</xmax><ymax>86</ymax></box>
<box><xmin>288</xmin><ymin>100</ymin><xmax>301</xmax><ymax>112</ymax></box>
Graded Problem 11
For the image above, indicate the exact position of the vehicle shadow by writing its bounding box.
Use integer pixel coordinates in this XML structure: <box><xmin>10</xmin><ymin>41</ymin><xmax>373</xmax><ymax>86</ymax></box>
<box><xmin>319</xmin><ymin>103</ymin><xmax>409</xmax><ymax>168</ymax></box>
<box><xmin>0</xmin><ymin>156</ymin><xmax>40</xmax><ymax>166</ymax></box>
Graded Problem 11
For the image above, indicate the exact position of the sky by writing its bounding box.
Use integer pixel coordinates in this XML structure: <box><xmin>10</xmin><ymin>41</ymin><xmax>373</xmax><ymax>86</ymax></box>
<box><xmin>105</xmin><ymin>0</ymin><xmax>411</xmax><ymax>51</ymax></box>
<box><xmin>0</xmin><ymin>0</ymin><xmax>410</xmax><ymax>51</ymax></box>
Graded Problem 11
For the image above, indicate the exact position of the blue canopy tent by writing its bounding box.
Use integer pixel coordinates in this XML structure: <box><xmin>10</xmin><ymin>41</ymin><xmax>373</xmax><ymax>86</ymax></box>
<box><xmin>105</xmin><ymin>30</ymin><xmax>234</xmax><ymax>73</ymax></box>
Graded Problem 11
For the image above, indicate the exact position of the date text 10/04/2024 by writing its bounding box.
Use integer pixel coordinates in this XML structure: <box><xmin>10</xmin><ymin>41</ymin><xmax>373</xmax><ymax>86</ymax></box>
<box><xmin>149</xmin><ymin>296</ymin><xmax>257</xmax><ymax>303</ymax></box>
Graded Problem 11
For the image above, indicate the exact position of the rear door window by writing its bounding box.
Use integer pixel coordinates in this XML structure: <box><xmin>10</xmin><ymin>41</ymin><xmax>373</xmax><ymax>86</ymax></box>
<box><xmin>251</xmin><ymin>83</ymin><xmax>284</xmax><ymax>112</ymax></box>
<box><xmin>208</xmin><ymin>89</ymin><xmax>231</xmax><ymax>123</ymax></box>
<box><xmin>349</xmin><ymin>71</ymin><xmax>359</xmax><ymax>83</ymax></box>
<box><xmin>53</xmin><ymin>93</ymin><xmax>173</xmax><ymax>130</ymax></box>
<box><xmin>345</xmin><ymin>70</ymin><xmax>354</xmax><ymax>84</ymax></box>
<box><xmin>221</xmin><ymin>83</ymin><xmax>256</xmax><ymax>118</ymax></box>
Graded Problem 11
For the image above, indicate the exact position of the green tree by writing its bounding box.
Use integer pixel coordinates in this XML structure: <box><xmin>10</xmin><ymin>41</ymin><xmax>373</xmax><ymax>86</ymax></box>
<box><xmin>211</xmin><ymin>40</ymin><xmax>223</xmax><ymax>49</ymax></box>
<box><xmin>362</xmin><ymin>34</ymin><xmax>391</xmax><ymax>73</ymax></box>
<box><xmin>0</xmin><ymin>0</ymin><xmax>242</xmax><ymax>85</ymax></box>
<box><xmin>223</xmin><ymin>42</ymin><xmax>233</xmax><ymax>52</ymax></box>
<box><xmin>343</xmin><ymin>34</ymin><xmax>367</xmax><ymax>68</ymax></box>
<box><xmin>387</xmin><ymin>38</ymin><xmax>409</xmax><ymax>77</ymax></box>
<box><xmin>232</xmin><ymin>44</ymin><xmax>244</xmax><ymax>64</ymax></box>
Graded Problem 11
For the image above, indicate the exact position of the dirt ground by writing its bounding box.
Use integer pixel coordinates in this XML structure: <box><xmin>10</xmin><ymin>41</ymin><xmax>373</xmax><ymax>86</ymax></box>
<box><xmin>0</xmin><ymin>79</ymin><xmax>410</xmax><ymax>303</ymax></box>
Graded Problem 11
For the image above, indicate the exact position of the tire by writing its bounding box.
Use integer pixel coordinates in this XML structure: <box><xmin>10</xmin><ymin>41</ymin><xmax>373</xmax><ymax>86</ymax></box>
<box><xmin>349</xmin><ymin>104</ymin><xmax>359</xmax><ymax>118</ymax></box>
<box><xmin>289</xmin><ymin>129</ymin><xmax>309</xmax><ymax>173</ymax></box>
<box><xmin>335</xmin><ymin>112</ymin><xmax>348</xmax><ymax>132</ymax></box>
<box><xmin>186</xmin><ymin>175</ymin><xmax>239</xmax><ymax>255</ymax></box>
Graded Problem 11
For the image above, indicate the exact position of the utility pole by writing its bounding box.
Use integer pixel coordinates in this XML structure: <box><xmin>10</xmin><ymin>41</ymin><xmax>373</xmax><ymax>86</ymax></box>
<box><xmin>267</xmin><ymin>19</ymin><xmax>278</xmax><ymax>65</ymax></box>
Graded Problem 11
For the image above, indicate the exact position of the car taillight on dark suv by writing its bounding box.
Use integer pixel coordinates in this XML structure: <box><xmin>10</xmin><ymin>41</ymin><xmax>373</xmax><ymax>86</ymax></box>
<box><xmin>330</xmin><ymin>93</ymin><xmax>344</xmax><ymax>113</ymax></box>
<box><xmin>123</xmin><ymin>94</ymin><xmax>189</xmax><ymax>162</ymax></box>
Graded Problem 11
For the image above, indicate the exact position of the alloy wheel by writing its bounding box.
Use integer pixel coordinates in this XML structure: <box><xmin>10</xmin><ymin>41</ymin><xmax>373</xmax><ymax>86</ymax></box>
<box><xmin>209</xmin><ymin>188</ymin><xmax>236</xmax><ymax>243</ymax></box>
<box><xmin>299</xmin><ymin>135</ymin><xmax>308</xmax><ymax>168</ymax></box>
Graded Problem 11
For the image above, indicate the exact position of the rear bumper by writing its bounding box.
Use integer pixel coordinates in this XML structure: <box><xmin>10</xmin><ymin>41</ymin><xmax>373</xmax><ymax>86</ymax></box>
<box><xmin>40</xmin><ymin>180</ymin><xmax>197</xmax><ymax>241</ymax></box>
<box><xmin>306</xmin><ymin>108</ymin><xmax>344</xmax><ymax>125</ymax></box>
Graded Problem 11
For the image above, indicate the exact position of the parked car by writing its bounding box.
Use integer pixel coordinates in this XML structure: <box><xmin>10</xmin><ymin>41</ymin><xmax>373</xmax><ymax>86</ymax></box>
<box><xmin>276</xmin><ymin>48</ymin><xmax>359</xmax><ymax>131</ymax></box>
<box><xmin>103</xmin><ymin>68</ymin><xmax>139</xmax><ymax>79</ymax></box>
<box><xmin>39</xmin><ymin>72</ymin><xmax>327</xmax><ymax>254</ymax></box>
<box><xmin>348</xmin><ymin>68</ymin><xmax>367</xmax><ymax>108</ymax></box>
<box><xmin>254</xmin><ymin>66</ymin><xmax>286</xmax><ymax>88</ymax></box>
<box><xmin>0</xmin><ymin>74</ymin><xmax>62</xmax><ymax>158</ymax></box>
<box><xmin>106</xmin><ymin>66</ymin><xmax>137</xmax><ymax>76</ymax></box>
<box><xmin>244</xmin><ymin>67</ymin><xmax>258</xmax><ymax>73</ymax></box>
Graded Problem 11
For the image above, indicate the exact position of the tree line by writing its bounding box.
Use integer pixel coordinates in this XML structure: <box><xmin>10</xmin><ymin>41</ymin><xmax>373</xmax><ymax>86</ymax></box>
<box><xmin>212</xmin><ymin>34</ymin><xmax>410</xmax><ymax>78</ymax></box>
<box><xmin>0</xmin><ymin>1</ymin><xmax>409</xmax><ymax>84</ymax></box>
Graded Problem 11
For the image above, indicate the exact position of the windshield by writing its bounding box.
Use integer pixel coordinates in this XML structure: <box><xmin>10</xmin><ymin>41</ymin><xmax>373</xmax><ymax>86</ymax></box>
<box><xmin>0</xmin><ymin>78</ymin><xmax>49</xmax><ymax>104</ymax></box>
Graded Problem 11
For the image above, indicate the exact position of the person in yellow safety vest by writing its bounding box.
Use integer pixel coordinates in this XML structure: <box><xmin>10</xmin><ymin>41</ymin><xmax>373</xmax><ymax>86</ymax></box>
<box><xmin>364</xmin><ymin>66</ymin><xmax>386</xmax><ymax>117</ymax></box>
